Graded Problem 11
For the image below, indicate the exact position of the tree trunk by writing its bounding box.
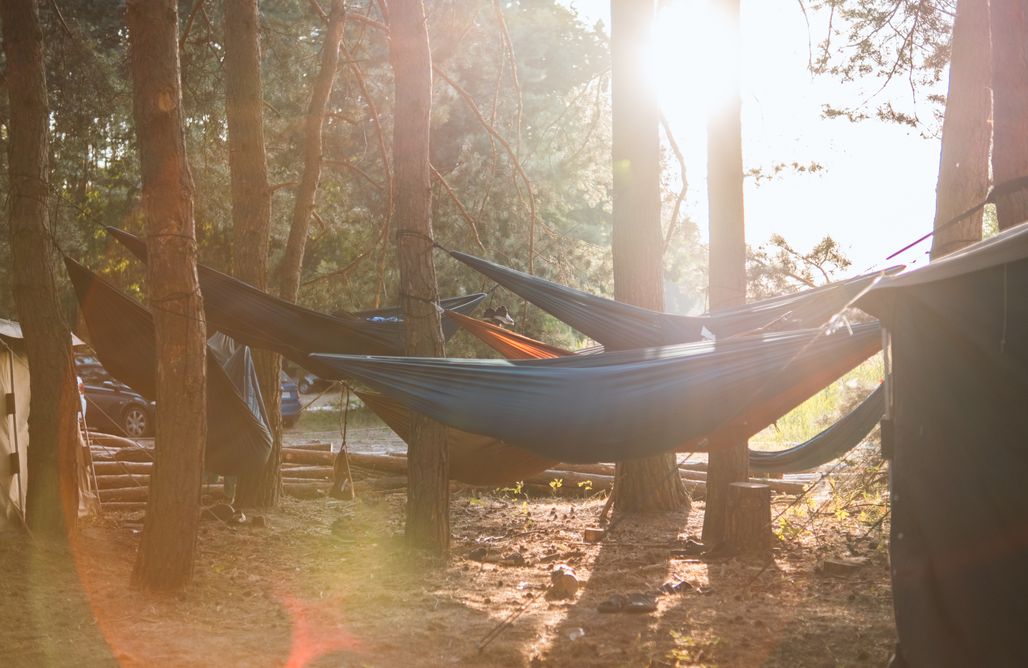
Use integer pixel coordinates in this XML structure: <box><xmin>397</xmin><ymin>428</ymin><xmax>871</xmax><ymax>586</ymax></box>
<box><xmin>1</xmin><ymin>0</ymin><xmax>80</xmax><ymax>535</ymax></box>
<box><xmin>930</xmin><ymin>0</ymin><xmax>992</xmax><ymax>259</ymax></box>
<box><xmin>703</xmin><ymin>0</ymin><xmax>749</xmax><ymax>545</ymax></box>
<box><xmin>222</xmin><ymin>0</ymin><xmax>281</xmax><ymax>509</ymax></box>
<box><xmin>990</xmin><ymin>0</ymin><xmax>1028</xmax><ymax>230</ymax></box>
<box><xmin>277</xmin><ymin>0</ymin><xmax>346</xmax><ymax>303</ymax></box>
<box><xmin>610</xmin><ymin>0</ymin><xmax>689</xmax><ymax>514</ymax></box>
<box><xmin>723</xmin><ymin>482</ymin><xmax>771</xmax><ymax>555</ymax></box>
<box><xmin>389</xmin><ymin>0</ymin><xmax>450</xmax><ymax>555</ymax></box>
<box><xmin>126</xmin><ymin>0</ymin><xmax>207</xmax><ymax>591</ymax></box>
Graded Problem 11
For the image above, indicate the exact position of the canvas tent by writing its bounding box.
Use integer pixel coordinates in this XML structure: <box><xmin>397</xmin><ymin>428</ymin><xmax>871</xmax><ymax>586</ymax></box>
<box><xmin>0</xmin><ymin>320</ymin><xmax>32</xmax><ymax>524</ymax></box>
<box><xmin>857</xmin><ymin>221</ymin><xmax>1028</xmax><ymax>667</ymax></box>
<box><xmin>0</xmin><ymin>318</ymin><xmax>94</xmax><ymax>526</ymax></box>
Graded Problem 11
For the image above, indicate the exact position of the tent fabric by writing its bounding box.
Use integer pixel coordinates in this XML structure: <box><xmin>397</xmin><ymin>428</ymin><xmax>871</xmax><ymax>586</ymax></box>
<box><xmin>105</xmin><ymin>227</ymin><xmax>486</xmax><ymax>372</ymax></box>
<box><xmin>356</xmin><ymin>391</ymin><xmax>557</xmax><ymax>484</ymax></box>
<box><xmin>64</xmin><ymin>258</ymin><xmax>272</xmax><ymax>477</ymax></box>
<box><xmin>857</xmin><ymin>221</ymin><xmax>1028</xmax><ymax>667</ymax></box>
<box><xmin>448</xmin><ymin>249</ymin><xmax>895</xmax><ymax>349</ymax></box>
<box><xmin>448</xmin><ymin>309</ymin><xmax>881</xmax><ymax>473</ymax></box>
<box><xmin>311</xmin><ymin>323</ymin><xmax>881</xmax><ymax>463</ymax></box>
<box><xmin>0</xmin><ymin>329</ymin><xmax>31</xmax><ymax>524</ymax></box>
<box><xmin>748</xmin><ymin>385</ymin><xmax>884</xmax><ymax>473</ymax></box>
<box><xmin>207</xmin><ymin>332</ymin><xmax>271</xmax><ymax>433</ymax></box>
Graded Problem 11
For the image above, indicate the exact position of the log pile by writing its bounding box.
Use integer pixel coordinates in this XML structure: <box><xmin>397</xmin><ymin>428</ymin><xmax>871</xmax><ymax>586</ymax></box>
<box><xmin>86</xmin><ymin>438</ymin><xmax>809</xmax><ymax>512</ymax></box>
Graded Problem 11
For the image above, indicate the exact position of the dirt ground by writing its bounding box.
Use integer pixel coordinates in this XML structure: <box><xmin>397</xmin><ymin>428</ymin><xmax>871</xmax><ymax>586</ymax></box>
<box><xmin>1</xmin><ymin>480</ymin><xmax>896</xmax><ymax>668</ymax></box>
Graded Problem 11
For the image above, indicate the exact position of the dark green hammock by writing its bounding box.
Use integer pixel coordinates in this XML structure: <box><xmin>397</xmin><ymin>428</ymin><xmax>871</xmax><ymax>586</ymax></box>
<box><xmin>105</xmin><ymin>227</ymin><xmax>486</xmax><ymax>373</ymax></box>
<box><xmin>748</xmin><ymin>384</ymin><xmax>883</xmax><ymax>473</ymax></box>
<box><xmin>447</xmin><ymin>249</ymin><xmax>896</xmax><ymax>349</ymax></box>
<box><xmin>311</xmin><ymin>322</ymin><xmax>881</xmax><ymax>463</ymax></box>
<box><xmin>65</xmin><ymin>258</ymin><xmax>272</xmax><ymax>477</ymax></box>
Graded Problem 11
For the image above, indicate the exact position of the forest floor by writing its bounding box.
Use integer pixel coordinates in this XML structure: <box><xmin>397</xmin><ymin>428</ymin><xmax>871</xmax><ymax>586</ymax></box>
<box><xmin>0</xmin><ymin>481</ymin><xmax>895</xmax><ymax>667</ymax></box>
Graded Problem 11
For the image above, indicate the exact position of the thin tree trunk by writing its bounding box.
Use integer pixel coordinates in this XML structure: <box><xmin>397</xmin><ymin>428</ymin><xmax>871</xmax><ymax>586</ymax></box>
<box><xmin>223</xmin><ymin>0</ymin><xmax>281</xmax><ymax>509</ymax></box>
<box><xmin>390</xmin><ymin>0</ymin><xmax>450</xmax><ymax>554</ymax></box>
<box><xmin>277</xmin><ymin>0</ymin><xmax>346</xmax><ymax>303</ymax></box>
<box><xmin>126</xmin><ymin>0</ymin><xmax>207</xmax><ymax>591</ymax></box>
<box><xmin>1</xmin><ymin>0</ymin><xmax>79</xmax><ymax>535</ymax></box>
<box><xmin>703</xmin><ymin>0</ymin><xmax>749</xmax><ymax>545</ymax></box>
<box><xmin>610</xmin><ymin>0</ymin><xmax>688</xmax><ymax>513</ymax></box>
<box><xmin>931</xmin><ymin>0</ymin><xmax>992</xmax><ymax>259</ymax></box>
<box><xmin>989</xmin><ymin>0</ymin><xmax>1028</xmax><ymax>230</ymax></box>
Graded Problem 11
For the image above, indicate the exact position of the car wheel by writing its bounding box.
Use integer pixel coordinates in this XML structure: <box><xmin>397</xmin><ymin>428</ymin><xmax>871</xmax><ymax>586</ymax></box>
<box><xmin>123</xmin><ymin>406</ymin><xmax>150</xmax><ymax>438</ymax></box>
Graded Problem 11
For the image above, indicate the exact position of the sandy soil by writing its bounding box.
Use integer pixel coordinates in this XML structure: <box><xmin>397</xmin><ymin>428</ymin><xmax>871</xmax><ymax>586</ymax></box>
<box><xmin>1</xmin><ymin>483</ymin><xmax>895</xmax><ymax>667</ymax></box>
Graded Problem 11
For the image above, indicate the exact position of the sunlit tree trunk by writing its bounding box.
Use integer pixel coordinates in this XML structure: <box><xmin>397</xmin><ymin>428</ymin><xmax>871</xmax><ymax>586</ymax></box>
<box><xmin>989</xmin><ymin>0</ymin><xmax>1028</xmax><ymax>230</ymax></box>
<box><xmin>223</xmin><ymin>0</ymin><xmax>281</xmax><ymax>509</ymax></box>
<box><xmin>703</xmin><ymin>0</ymin><xmax>748</xmax><ymax>545</ymax></box>
<box><xmin>1</xmin><ymin>0</ymin><xmax>79</xmax><ymax>535</ymax></box>
<box><xmin>610</xmin><ymin>0</ymin><xmax>689</xmax><ymax>513</ymax></box>
<box><xmin>931</xmin><ymin>0</ymin><xmax>992</xmax><ymax>258</ymax></box>
<box><xmin>390</xmin><ymin>0</ymin><xmax>450</xmax><ymax>554</ymax></box>
<box><xmin>126</xmin><ymin>0</ymin><xmax>207</xmax><ymax>591</ymax></box>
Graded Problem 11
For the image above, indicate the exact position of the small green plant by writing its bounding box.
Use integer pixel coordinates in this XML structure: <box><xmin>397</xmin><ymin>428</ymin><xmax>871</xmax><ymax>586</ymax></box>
<box><xmin>576</xmin><ymin>479</ymin><xmax>593</xmax><ymax>493</ymax></box>
<box><xmin>549</xmin><ymin>478</ymin><xmax>563</xmax><ymax>495</ymax></box>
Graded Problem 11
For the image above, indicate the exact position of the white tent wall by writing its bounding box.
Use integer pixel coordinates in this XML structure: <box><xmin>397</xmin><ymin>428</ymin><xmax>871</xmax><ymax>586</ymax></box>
<box><xmin>0</xmin><ymin>334</ymin><xmax>31</xmax><ymax>525</ymax></box>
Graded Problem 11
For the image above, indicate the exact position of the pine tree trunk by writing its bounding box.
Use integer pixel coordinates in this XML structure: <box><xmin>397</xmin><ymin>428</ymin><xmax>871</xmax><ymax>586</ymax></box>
<box><xmin>703</xmin><ymin>0</ymin><xmax>749</xmax><ymax>545</ymax></box>
<box><xmin>990</xmin><ymin>0</ymin><xmax>1028</xmax><ymax>230</ymax></box>
<box><xmin>609</xmin><ymin>0</ymin><xmax>689</xmax><ymax>514</ymax></box>
<box><xmin>126</xmin><ymin>0</ymin><xmax>207</xmax><ymax>591</ymax></box>
<box><xmin>223</xmin><ymin>0</ymin><xmax>281</xmax><ymax>509</ymax></box>
<box><xmin>277</xmin><ymin>0</ymin><xmax>346</xmax><ymax>303</ymax></box>
<box><xmin>1</xmin><ymin>0</ymin><xmax>80</xmax><ymax>535</ymax></box>
<box><xmin>930</xmin><ymin>0</ymin><xmax>991</xmax><ymax>259</ymax></box>
<box><xmin>390</xmin><ymin>0</ymin><xmax>450</xmax><ymax>554</ymax></box>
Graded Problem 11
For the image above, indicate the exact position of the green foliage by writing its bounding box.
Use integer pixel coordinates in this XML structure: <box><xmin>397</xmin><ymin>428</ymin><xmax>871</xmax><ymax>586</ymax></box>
<box><xmin>808</xmin><ymin>0</ymin><xmax>955</xmax><ymax>132</ymax></box>
<box><xmin>747</xmin><ymin>233</ymin><xmax>852</xmax><ymax>300</ymax></box>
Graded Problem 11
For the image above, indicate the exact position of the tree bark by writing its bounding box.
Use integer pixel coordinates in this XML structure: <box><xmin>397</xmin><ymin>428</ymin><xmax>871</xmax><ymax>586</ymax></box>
<box><xmin>989</xmin><ymin>0</ymin><xmax>1028</xmax><ymax>230</ymax></box>
<box><xmin>703</xmin><ymin>0</ymin><xmax>749</xmax><ymax>545</ymax></box>
<box><xmin>126</xmin><ymin>0</ymin><xmax>207</xmax><ymax>591</ymax></box>
<box><xmin>723</xmin><ymin>482</ymin><xmax>771</xmax><ymax>555</ymax></box>
<box><xmin>389</xmin><ymin>0</ymin><xmax>450</xmax><ymax>555</ymax></box>
<box><xmin>610</xmin><ymin>0</ymin><xmax>689</xmax><ymax>513</ymax></box>
<box><xmin>222</xmin><ymin>0</ymin><xmax>281</xmax><ymax>509</ymax></box>
<box><xmin>277</xmin><ymin>0</ymin><xmax>346</xmax><ymax>303</ymax></box>
<box><xmin>930</xmin><ymin>0</ymin><xmax>992</xmax><ymax>259</ymax></box>
<box><xmin>1</xmin><ymin>0</ymin><xmax>80</xmax><ymax>535</ymax></box>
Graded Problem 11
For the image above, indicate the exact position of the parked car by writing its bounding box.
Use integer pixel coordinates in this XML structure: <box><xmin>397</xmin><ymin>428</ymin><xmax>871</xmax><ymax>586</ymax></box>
<box><xmin>75</xmin><ymin>355</ymin><xmax>155</xmax><ymax>437</ymax></box>
<box><xmin>281</xmin><ymin>361</ymin><xmax>330</xmax><ymax>395</ymax></box>
<box><xmin>280</xmin><ymin>372</ymin><xmax>302</xmax><ymax>427</ymax></box>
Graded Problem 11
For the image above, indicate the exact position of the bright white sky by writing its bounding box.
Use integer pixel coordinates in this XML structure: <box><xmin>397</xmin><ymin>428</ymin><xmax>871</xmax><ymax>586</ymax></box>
<box><xmin>564</xmin><ymin>0</ymin><xmax>945</xmax><ymax>273</ymax></box>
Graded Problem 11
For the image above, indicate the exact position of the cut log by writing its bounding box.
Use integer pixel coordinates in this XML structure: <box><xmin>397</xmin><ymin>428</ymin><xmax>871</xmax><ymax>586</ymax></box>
<box><xmin>281</xmin><ymin>447</ymin><xmax>335</xmax><ymax>466</ymax></box>
<box><xmin>92</xmin><ymin>461</ymin><xmax>153</xmax><ymax>475</ymax></box>
<box><xmin>277</xmin><ymin>466</ymin><xmax>334</xmax><ymax>479</ymax></box>
<box><xmin>723</xmin><ymin>482</ymin><xmax>772</xmax><ymax>555</ymax></box>
<box><xmin>287</xmin><ymin>441</ymin><xmax>332</xmax><ymax>451</ymax></box>
<box><xmin>94</xmin><ymin>474</ymin><xmax>151</xmax><ymax>490</ymax></box>
<box><xmin>87</xmin><ymin>432</ymin><xmax>147</xmax><ymax>449</ymax></box>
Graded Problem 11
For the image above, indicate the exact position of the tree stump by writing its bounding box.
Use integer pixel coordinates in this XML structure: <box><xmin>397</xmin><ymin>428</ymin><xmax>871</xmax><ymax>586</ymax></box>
<box><xmin>724</xmin><ymin>482</ymin><xmax>772</xmax><ymax>555</ymax></box>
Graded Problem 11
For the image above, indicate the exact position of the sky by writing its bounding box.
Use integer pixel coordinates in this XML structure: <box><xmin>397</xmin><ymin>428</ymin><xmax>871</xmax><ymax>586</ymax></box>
<box><xmin>564</xmin><ymin>0</ymin><xmax>946</xmax><ymax>274</ymax></box>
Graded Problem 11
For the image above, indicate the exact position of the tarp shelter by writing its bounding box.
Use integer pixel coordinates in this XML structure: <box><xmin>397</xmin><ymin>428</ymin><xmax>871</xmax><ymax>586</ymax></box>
<box><xmin>857</xmin><ymin>221</ymin><xmax>1028</xmax><ymax>667</ymax></box>
<box><xmin>65</xmin><ymin>258</ymin><xmax>273</xmax><ymax>477</ymax></box>
<box><xmin>105</xmin><ymin>227</ymin><xmax>487</xmax><ymax>375</ymax></box>
<box><xmin>0</xmin><ymin>319</ymin><xmax>94</xmax><ymax>525</ymax></box>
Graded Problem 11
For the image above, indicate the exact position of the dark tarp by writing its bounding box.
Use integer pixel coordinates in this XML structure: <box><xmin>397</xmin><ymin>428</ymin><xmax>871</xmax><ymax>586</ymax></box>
<box><xmin>857</xmin><ymin>222</ymin><xmax>1028</xmax><ymax>667</ymax></box>
<box><xmin>448</xmin><ymin>249</ymin><xmax>896</xmax><ymax>349</ymax></box>
<box><xmin>356</xmin><ymin>390</ymin><xmax>557</xmax><ymax>484</ymax></box>
<box><xmin>449</xmin><ymin>309</ymin><xmax>882</xmax><ymax>473</ymax></box>
<box><xmin>311</xmin><ymin>323</ymin><xmax>881</xmax><ymax>463</ymax></box>
<box><xmin>748</xmin><ymin>385</ymin><xmax>883</xmax><ymax>473</ymax></box>
<box><xmin>65</xmin><ymin>258</ymin><xmax>272</xmax><ymax>477</ymax></box>
<box><xmin>105</xmin><ymin>227</ymin><xmax>486</xmax><ymax>373</ymax></box>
